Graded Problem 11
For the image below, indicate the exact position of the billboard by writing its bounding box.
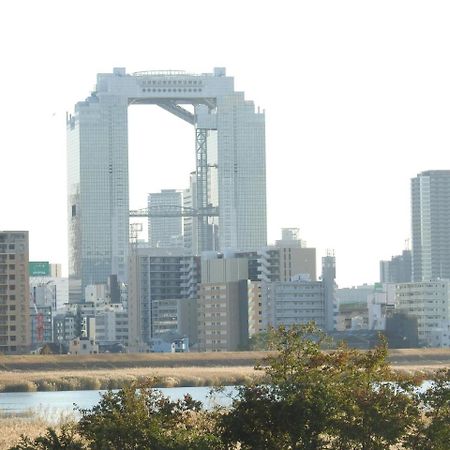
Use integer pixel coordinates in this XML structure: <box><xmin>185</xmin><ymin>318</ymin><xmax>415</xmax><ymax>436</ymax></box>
<box><xmin>29</xmin><ymin>261</ymin><xmax>50</xmax><ymax>277</ymax></box>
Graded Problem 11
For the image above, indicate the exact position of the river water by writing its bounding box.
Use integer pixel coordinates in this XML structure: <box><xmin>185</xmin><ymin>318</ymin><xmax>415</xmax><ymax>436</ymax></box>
<box><xmin>0</xmin><ymin>382</ymin><xmax>434</xmax><ymax>421</ymax></box>
<box><xmin>0</xmin><ymin>386</ymin><xmax>235</xmax><ymax>420</ymax></box>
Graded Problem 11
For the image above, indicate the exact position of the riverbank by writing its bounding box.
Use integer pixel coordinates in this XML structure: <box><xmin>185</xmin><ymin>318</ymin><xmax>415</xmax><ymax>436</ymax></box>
<box><xmin>0</xmin><ymin>366</ymin><xmax>258</xmax><ymax>392</ymax></box>
<box><xmin>0</xmin><ymin>348</ymin><xmax>449</xmax><ymax>392</ymax></box>
<box><xmin>0</xmin><ymin>413</ymin><xmax>53</xmax><ymax>450</ymax></box>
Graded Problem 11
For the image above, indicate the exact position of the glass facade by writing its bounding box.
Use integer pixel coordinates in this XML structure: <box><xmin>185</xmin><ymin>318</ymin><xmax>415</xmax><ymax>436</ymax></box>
<box><xmin>67</xmin><ymin>95</ymin><xmax>129</xmax><ymax>301</ymax></box>
<box><xmin>68</xmin><ymin>67</ymin><xmax>266</xmax><ymax>301</ymax></box>
<box><xmin>412</xmin><ymin>170</ymin><xmax>450</xmax><ymax>281</ymax></box>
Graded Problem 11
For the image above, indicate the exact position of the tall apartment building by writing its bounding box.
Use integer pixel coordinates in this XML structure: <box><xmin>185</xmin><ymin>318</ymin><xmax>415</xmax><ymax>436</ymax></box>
<box><xmin>67</xmin><ymin>67</ymin><xmax>266</xmax><ymax>301</ymax></box>
<box><xmin>128</xmin><ymin>248</ymin><xmax>200</xmax><ymax>350</ymax></box>
<box><xmin>411</xmin><ymin>170</ymin><xmax>450</xmax><ymax>281</ymax></box>
<box><xmin>197</xmin><ymin>256</ymin><xmax>249</xmax><ymax>351</ymax></box>
<box><xmin>380</xmin><ymin>250</ymin><xmax>412</xmax><ymax>283</ymax></box>
<box><xmin>262</xmin><ymin>279</ymin><xmax>326</xmax><ymax>329</ymax></box>
<box><xmin>395</xmin><ymin>280</ymin><xmax>450</xmax><ymax>347</ymax></box>
<box><xmin>148</xmin><ymin>189</ymin><xmax>183</xmax><ymax>248</ymax></box>
<box><xmin>0</xmin><ymin>231</ymin><xmax>30</xmax><ymax>354</ymax></box>
<box><xmin>261</xmin><ymin>256</ymin><xmax>336</xmax><ymax>332</ymax></box>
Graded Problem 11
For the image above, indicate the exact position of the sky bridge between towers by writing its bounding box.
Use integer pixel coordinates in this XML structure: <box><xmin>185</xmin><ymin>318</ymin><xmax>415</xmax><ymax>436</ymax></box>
<box><xmin>67</xmin><ymin>67</ymin><xmax>266</xmax><ymax>296</ymax></box>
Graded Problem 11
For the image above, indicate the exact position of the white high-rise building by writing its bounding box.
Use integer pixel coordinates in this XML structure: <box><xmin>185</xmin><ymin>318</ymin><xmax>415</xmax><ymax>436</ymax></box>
<box><xmin>67</xmin><ymin>67</ymin><xmax>266</xmax><ymax>301</ymax></box>
<box><xmin>148</xmin><ymin>189</ymin><xmax>183</xmax><ymax>248</ymax></box>
<box><xmin>411</xmin><ymin>170</ymin><xmax>450</xmax><ymax>281</ymax></box>
<box><xmin>396</xmin><ymin>280</ymin><xmax>450</xmax><ymax>347</ymax></box>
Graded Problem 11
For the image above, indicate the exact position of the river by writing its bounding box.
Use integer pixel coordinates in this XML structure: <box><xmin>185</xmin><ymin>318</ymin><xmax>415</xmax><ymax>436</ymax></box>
<box><xmin>0</xmin><ymin>386</ymin><xmax>236</xmax><ymax>420</ymax></box>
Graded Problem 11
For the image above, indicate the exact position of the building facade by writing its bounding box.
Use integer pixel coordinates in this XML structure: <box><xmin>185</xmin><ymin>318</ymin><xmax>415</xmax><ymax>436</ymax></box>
<box><xmin>260</xmin><ymin>256</ymin><xmax>336</xmax><ymax>333</ymax></box>
<box><xmin>395</xmin><ymin>280</ymin><xmax>450</xmax><ymax>347</ymax></box>
<box><xmin>197</xmin><ymin>256</ymin><xmax>249</xmax><ymax>351</ymax></box>
<box><xmin>0</xmin><ymin>231</ymin><xmax>30</xmax><ymax>354</ymax></box>
<box><xmin>67</xmin><ymin>67</ymin><xmax>266</xmax><ymax>301</ymax></box>
<box><xmin>411</xmin><ymin>170</ymin><xmax>450</xmax><ymax>281</ymax></box>
<box><xmin>258</xmin><ymin>245</ymin><xmax>317</xmax><ymax>284</ymax></box>
<box><xmin>128</xmin><ymin>248</ymin><xmax>200</xmax><ymax>350</ymax></box>
<box><xmin>148</xmin><ymin>189</ymin><xmax>183</xmax><ymax>248</ymax></box>
<box><xmin>380</xmin><ymin>250</ymin><xmax>412</xmax><ymax>283</ymax></box>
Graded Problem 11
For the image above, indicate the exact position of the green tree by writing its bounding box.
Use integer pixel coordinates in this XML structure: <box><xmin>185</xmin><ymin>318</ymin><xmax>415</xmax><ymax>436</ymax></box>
<box><xmin>220</xmin><ymin>323</ymin><xmax>422</xmax><ymax>450</ymax></box>
<box><xmin>248</xmin><ymin>331</ymin><xmax>270</xmax><ymax>350</ymax></box>
<box><xmin>10</xmin><ymin>425</ymin><xmax>85</xmax><ymax>450</ymax></box>
<box><xmin>77</xmin><ymin>380</ymin><xmax>220</xmax><ymax>450</ymax></box>
<box><xmin>330</xmin><ymin>344</ymin><xmax>421</xmax><ymax>449</ymax></box>
<box><xmin>407</xmin><ymin>368</ymin><xmax>450</xmax><ymax>450</ymax></box>
<box><xmin>10</xmin><ymin>325</ymin><xmax>450</xmax><ymax>450</ymax></box>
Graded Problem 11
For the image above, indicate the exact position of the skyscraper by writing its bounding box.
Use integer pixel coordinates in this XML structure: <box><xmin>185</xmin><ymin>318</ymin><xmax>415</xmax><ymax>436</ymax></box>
<box><xmin>67</xmin><ymin>67</ymin><xmax>266</xmax><ymax>300</ymax></box>
<box><xmin>411</xmin><ymin>170</ymin><xmax>450</xmax><ymax>281</ymax></box>
<box><xmin>148</xmin><ymin>189</ymin><xmax>183</xmax><ymax>248</ymax></box>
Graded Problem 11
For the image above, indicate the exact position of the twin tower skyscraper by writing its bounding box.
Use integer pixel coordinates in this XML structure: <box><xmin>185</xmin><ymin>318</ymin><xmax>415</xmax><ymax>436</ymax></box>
<box><xmin>67</xmin><ymin>67</ymin><xmax>267</xmax><ymax>300</ymax></box>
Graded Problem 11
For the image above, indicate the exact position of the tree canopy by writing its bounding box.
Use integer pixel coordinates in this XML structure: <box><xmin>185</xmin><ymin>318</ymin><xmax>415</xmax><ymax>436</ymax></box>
<box><xmin>10</xmin><ymin>324</ymin><xmax>450</xmax><ymax>450</ymax></box>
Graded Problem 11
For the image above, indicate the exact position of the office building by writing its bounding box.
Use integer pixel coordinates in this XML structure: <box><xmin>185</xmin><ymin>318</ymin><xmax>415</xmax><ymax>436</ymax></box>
<box><xmin>411</xmin><ymin>170</ymin><xmax>450</xmax><ymax>281</ymax></box>
<box><xmin>148</xmin><ymin>189</ymin><xmax>183</xmax><ymax>248</ymax></box>
<box><xmin>0</xmin><ymin>231</ymin><xmax>30</xmax><ymax>354</ymax></box>
<box><xmin>67</xmin><ymin>67</ymin><xmax>266</xmax><ymax>300</ymax></box>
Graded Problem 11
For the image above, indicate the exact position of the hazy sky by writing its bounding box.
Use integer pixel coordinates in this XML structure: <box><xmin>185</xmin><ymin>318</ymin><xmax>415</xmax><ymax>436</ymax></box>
<box><xmin>1</xmin><ymin>1</ymin><xmax>450</xmax><ymax>287</ymax></box>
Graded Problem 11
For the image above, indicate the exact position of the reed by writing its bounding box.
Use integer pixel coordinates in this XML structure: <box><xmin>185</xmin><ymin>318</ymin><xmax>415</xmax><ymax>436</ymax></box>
<box><xmin>0</xmin><ymin>408</ymin><xmax>77</xmax><ymax>450</ymax></box>
<box><xmin>0</xmin><ymin>366</ymin><xmax>260</xmax><ymax>393</ymax></box>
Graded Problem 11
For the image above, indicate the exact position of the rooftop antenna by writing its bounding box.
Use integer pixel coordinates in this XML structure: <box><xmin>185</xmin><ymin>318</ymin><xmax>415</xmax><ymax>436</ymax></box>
<box><xmin>404</xmin><ymin>238</ymin><xmax>410</xmax><ymax>251</ymax></box>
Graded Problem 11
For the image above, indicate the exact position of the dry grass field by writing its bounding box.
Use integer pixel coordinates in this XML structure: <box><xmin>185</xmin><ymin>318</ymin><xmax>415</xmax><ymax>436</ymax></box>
<box><xmin>0</xmin><ymin>348</ymin><xmax>448</xmax><ymax>392</ymax></box>
<box><xmin>0</xmin><ymin>410</ymin><xmax>77</xmax><ymax>450</ymax></box>
<box><xmin>0</xmin><ymin>365</ymin><xmax>259</xmax><ymax>392</ymax></box>
<box><xmin>0</xmin><ymin>349</ymin><xmax>449</xmax><ymax>448</ymax></box>
<box><xmin>0</xmin><ymin>415</ymin><xmax>49</xmax><ymax>449</ymax></box>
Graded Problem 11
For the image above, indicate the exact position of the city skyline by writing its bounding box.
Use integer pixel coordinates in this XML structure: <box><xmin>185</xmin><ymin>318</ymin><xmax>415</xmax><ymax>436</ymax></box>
<box><xmin>2</xmin><ymin>1</ymin><xmax>450</xmax><ymax>287</ymax></box>
<box><xmin>67</xmin><ymin>67</ymin><xmax>267</xmax><ymax>299</ymax></box>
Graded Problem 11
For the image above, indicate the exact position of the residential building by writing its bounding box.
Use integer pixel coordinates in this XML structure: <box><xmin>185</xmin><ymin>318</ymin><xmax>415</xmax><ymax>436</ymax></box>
<box><xmin>248</xmin><ymin>281</ymin><xmax>263</xmax><ymax>336</ymax></box>
<box><xmin>380</xmin><ymin>250</ymin><xmax>412</xmax><ymax>283</ymax></box>
<box><xmin>0</xmin><ymin>231</ymin><xmax>30</xmax><ymax>354</ymax></box>
<box><xmin>411</xmin><ymin>170</ymin><xmax>450</xmax><ymax>281</ymax></box>
<box><xmin>197</xmin><ymin>255</ymin><xmax>249</xmax><ymax>351</ymax></box>
<box><xmin>261</xmin><ymin>256</ymin><xmax>336</xmax><ymax>332</ymax></box>
<box><xmin>54</xmin><ymin>313</ymin><xmax>77</xmax><ymax>344</ymax></box>
<box><xmin>262</xmin><ymin>279</ymin><xmax>326</xmax><ymax>329</ymax></box>
<box><xmin>258</xmin><ymin>244</ymin><xmax>316</xmax><ymax>284</ymax></box>
<box><xmin>336</xmin><ymin>284</ymin><xmax>387</xmax><ymax>331</ymax></box>
<box><xmin>128</xmin><ymin>247</ymin><xmax>199</xmax><ymax>351</ymax></box>
<box><xmin>395</xmin><ymin>280</ymin><xmax>450</xmax><ymax>347</ymax></box>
